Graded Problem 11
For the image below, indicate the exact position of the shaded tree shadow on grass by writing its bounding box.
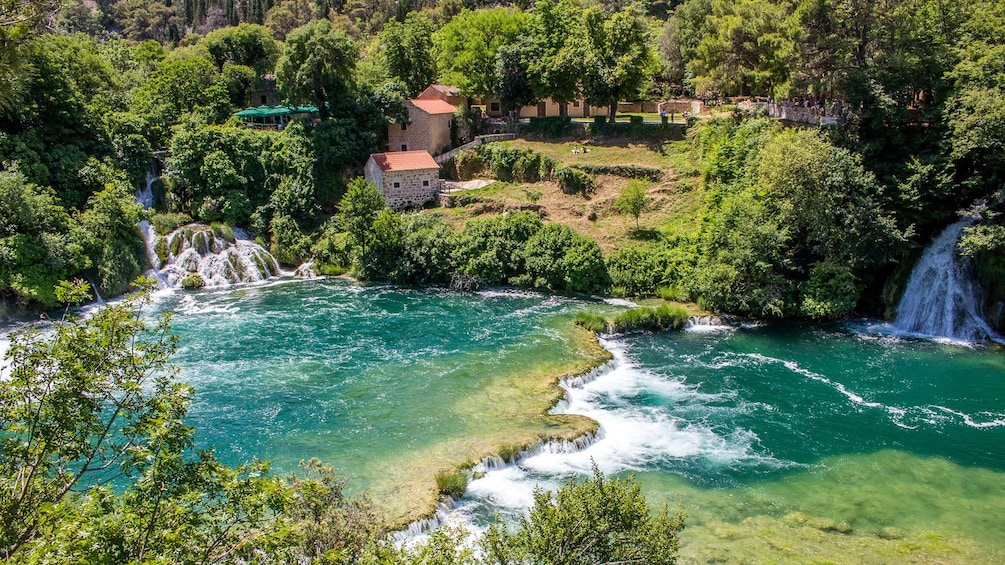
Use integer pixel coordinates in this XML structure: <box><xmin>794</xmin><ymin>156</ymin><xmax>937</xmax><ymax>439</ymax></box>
<box><xmin>627</xmin><ymin>227</ymin><xmax>661</xmax><ymax>240</ymax></box>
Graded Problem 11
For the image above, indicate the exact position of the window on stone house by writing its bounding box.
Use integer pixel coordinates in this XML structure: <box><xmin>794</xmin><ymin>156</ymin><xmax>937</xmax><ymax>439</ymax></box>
<box><xmin>401</xmin><ymin>122</ymin><xmax>407</xmax><ymax>131</ymax></box>
<box><xmin>393</xmin><ymin>181</ymin><xmax>400</xmax><ymax>188</ymax></box>
<box><xmin>422</xmin><ymin>180</ymin><xmax>429</xmax><ymax>187</ymax></box>
<box><xmin>401</xmin><ymin>144</ymin><xmax>408</xmax><ymax>151</ymax></box>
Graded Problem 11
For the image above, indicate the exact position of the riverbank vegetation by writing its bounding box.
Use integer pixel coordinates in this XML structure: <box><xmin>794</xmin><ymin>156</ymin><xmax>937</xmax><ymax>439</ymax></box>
<box><xmin>3</xmin><ymin>0</ymin><xmax>1005</xmax><ymax>325</ymax></box>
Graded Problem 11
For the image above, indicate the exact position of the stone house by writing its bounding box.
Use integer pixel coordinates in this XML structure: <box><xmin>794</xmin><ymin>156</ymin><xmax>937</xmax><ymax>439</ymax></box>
<box><xmin>364</xmin><ymin>150</ymin><xmax>441</xmax><ymax>210</ymax></box>
<box><xmin>387</xmin><ymin>98</ymin><xmax>457</xmax><ymax>155</ymax></box>
<box><xmin>417</xmin><ymin>84</ymin><xmax>466</xmax><ymax>108</ymax></box>
<box><xmin>248</xmin><ymin>74</ymin><xmax>281</xmax><ymax>107</ymax></box>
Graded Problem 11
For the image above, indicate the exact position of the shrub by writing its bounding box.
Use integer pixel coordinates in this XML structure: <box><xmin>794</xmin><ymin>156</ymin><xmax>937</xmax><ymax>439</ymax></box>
<box><xmin>315</xmin><ymin>263</ymin><xmax>348</xmax><ymax>276</ymax></box>
<box><xmin>555</xmin><ymin>167</ymin><xmax>596</xmax><ymax>195</ymax></box>
<box><xmin>575</xmin><ymin>164</ymin><xmax>663</xmax><ymax>181</ymax></box>
<box><xmin>435</xmin><ymin>469</ymin><xmax>468</xmax><ymax>499</ymax></box>
<box><xmin>151</xmin><ymin>212</ymin><xmax>193</xmax><ymax>235</ymax></box>
<box><xmin>521</xmin><ymin>116</ymin><xmax>575</xmax><ymax>138</ymax></box>
<box><xmin>210</xmin><ymin>222</ymin><xmax>235</xmax><ymax>242</ymax></box>
<box><xmin>487</xmin><ymin>465</ymin><xmax>685</xmax><ymax>564</ymax></box>
<box><xmin>498</xmin><ymin>443</ymin><xmax>523</xmax><ymax>463</ymax></box>
<box><xmin>654</xmin><ymin>303</ymin><xmax>689</xmax><ymax>329</ymax></box>
<box><xmin>454</xmin><ymin>150</ymin><xmax>485</xmax><ymax>180</ymax></box>
<box><xmin>478</xmin><ymin>145</ymin><xmax>556</xmax><ymax>183</ymax></box>
<box><xmin>606</xmin><ymin>247</ymin><xmax>693</xmax><ymax>297</ymax></box>
<box><xmin>154</xmin><ymin>236</ymin><xmax>169</xmax><ymax>263</ymax></box>
<box><xmin>574</xmin><ymin>312</ymin><xmax>608</xmax><ymax>333</ymax></box>
<box><xmin>181</xmin><ymin>272</ymin><xmax>205</xmax><ymax>289</ymax></box>
<box><xmin>799</xmin><ymin>262</ymin><xmax>860</xmax><ymax>319</ymax></box>
<box><xmin>453</xmin><ymin>212</ymin><xmax>543</xmax><ymax>284</ymax></box>
<box><xmin>657</xmin><ymin>285</ymin><xmax>688</xmax><ymax>302</ymax></box>
<box><xmin>610</xmin><ymin>304</ymin><xmax>688</xmax><ymax>332</ymax></box>
<box><xmin>450</xmin><ymin>194</ymin><xmax>484</xmax><ymax>208</ymax></box>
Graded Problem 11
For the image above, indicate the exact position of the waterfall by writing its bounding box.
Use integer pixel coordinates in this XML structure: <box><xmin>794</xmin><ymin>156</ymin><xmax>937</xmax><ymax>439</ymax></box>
<box><xmin>140</xmin><ymin>222</ymin><xmax>283</xmax><ymax>289</ymax></box>
<box><xmin>893</xmin><ymin>218</ymin><xmax>999</xmax><ymax>342</ymax></box>
<box><xmin>137</xmin><ymin>171</ymin><xmax>156</xmax><ymax>209</ymax></box>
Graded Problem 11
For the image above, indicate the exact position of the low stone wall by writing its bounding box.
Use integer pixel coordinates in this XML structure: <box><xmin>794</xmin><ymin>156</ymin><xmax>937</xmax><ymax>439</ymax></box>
<box><xmin>434</xmin><ymin>133</ymin><xmax>517</xmax><ymax>164</ymax></box>
<box><xmin>767</xmin><ymin>103</ymin><xmax>843</xmax><ymax>126</ymax></box>
<box><xmin>657</xmin><ymin>100</ymin><xmax>704</xmax><ymax>116</ymax></box>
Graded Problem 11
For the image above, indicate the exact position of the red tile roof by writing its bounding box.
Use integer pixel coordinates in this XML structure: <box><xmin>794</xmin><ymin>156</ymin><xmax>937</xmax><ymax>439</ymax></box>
<box><xmin>370</xmin><ymin>150</ymin><xmax>439</xmax><ymax>172</ymax></box>
<box><xmin>420</xmin><ymin>84</ymin><xmax>461</xmax><ymax>99</ymax></box>
<box><xmin>410</xmin><ymin>98</ymin><xmax>457</xmax><ymax>115</ymax></box>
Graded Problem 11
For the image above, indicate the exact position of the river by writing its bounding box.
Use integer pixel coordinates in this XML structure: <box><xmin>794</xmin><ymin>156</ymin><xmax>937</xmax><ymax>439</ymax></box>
<box><xmin>153</xmin><ymin>278</ymin><xmax>1005</xmax><ymax>563</ymax></box>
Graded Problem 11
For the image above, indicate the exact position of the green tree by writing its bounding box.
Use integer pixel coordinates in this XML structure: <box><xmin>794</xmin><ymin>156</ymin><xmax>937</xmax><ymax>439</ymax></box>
<box><xmin>276</xmin><ymin>19</ymin><xmax>359</xmax><ymax>121</ymax></box>
<box><xmin>0</xmin><ymin>280</ymin><xmax>289</xmax><ymax>561</ymax></box>
<box><xmin>453</xmin><ymin>211</ymin><xmax>542</xmax><ymax>284</ymax></box>
<box><xmin>526</xmin><ymin>0</ymin><xmax>583</xmax><ymax>105</ymax></box>
<box><xmin>276</xmin><ymin>458</ymin><xmax>385</xmax><ymax>564</ymax></box>
<box><xmin>263</xmin><ymin>0</ymin><xmax>319</xmax><ymax>41</ymax></box>
<box><xmin>130</xmin><ymin>49</ymin><xmax>229</xmax><ymax>146</ymax></box>
<box><xmin>580</xmin><ymin>5</ymin><xmax>657</xmax><ymax>120</ymax></box>
<box><xmin>166</xmin><ymin>121</ymin><xmax>272</xmax><ymax>225</ymax></box>
<box><xmin>433</xmin><ymin>7</ymin><xmax>529</xmax><ymax>99</ymax></box>
<box><xmin>355</xmin><ymin>208</ymin><xmax>405</xmax><ymax>281</ymax></box>
<box><xmin>689</xmin><ymin>0</ymin><xmax>795</xmax><ymax>96</ymax></box>
<box><xmin>615</xmin><ymin>179</ymin><xmax>654</xmax><ymax>229</ymax></box>
<box><xmin>201</xmin><ymin>22</ymin><xmax>280</xmax><ymax>76</ymax></box>
<box><xmin>379</xmin><ymin>12</ymin><xmax>437</xmax><ymax>97</ymax></box>
<box><xmin>398</xmin><ymin>214</ymin><xmax>457</xmax><ymax>284</ymax></box>
<box><xmin>0</xmin><ymin>0</ymin><xmax>61</xmax><ymax>109</ymax></box>
<box><xmin>337</xmin><ymin>176</ymin><xmax>386</xmax><ymax>257</ymax></box>
<box><xmin>494</xmin><ymin>39</ymin><xmax>538</xmax><ymax>112</ymax></box>
<box><xmin>0</xmin><ymin>169</ymin><xmax>86</xmax><ymax>307</ymax></box>
<box><xmin>0</xmin><ymin>33</ymin><xmax>118</xmax><ymax>209</ymax></box>
<box><xmin>482</xmin><ymin>464</ymin><xmax>685</xmax><ymax>565</ymax></box>
<box><xmin>74</xmin><ymin>161</ymin><xmax>149</xmax><ymax>297</ymax></box>
<box><xmin>110</xmin><ymin>0</ymin><xmax>182</xmax><ymax>43</ymax></box>
<box><xmin>522</xmin><ymin>223</ymin><xmax>610</xmax><ymax>293</ymax></box>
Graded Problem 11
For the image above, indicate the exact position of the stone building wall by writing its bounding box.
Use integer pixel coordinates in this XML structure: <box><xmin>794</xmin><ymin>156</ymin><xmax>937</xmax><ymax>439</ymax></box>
<box><xmin>386</xmin><ymin>102</ymin><xmax>453</xmax><ymax>154</ymax></box>
<box><xmin>380</xmin><ymin>169</ymin><xmax>441</xmax><ymax>210</ymax></box>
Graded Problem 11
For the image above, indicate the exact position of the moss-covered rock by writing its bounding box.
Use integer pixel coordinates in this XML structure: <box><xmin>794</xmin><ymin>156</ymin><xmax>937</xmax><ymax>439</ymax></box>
<box><xmin>181</xmin><ymin>273</ymin><xmax>205</xmax><ymax>289</ymax></box>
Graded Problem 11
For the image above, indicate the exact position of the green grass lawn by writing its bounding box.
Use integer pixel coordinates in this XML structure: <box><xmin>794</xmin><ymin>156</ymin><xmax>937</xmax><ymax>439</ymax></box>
<box><xmin>434</xmin><ymin>136</ymin><xmax>706</xmax><ymax>253</ymax></box>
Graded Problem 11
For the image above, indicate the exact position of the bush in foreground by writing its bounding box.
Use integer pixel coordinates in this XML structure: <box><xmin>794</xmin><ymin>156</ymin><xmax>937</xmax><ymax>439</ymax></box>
<box><xmin>481</xmin><ymin>464</ymin><xmax>685</xmax><ymax>565</ymax></box>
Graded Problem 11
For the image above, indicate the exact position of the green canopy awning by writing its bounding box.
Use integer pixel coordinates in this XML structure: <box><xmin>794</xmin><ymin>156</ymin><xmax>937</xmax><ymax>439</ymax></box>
<box><xmin>234</xmin><ymin>105</ymin><xmax>320</xmax><ymax>119</ymax></box>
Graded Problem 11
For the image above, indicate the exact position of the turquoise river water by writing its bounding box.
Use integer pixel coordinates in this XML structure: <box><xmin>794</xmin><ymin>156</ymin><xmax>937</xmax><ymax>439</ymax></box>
<box><xmin>151</xmin><ymin>279</ymin><xmax>1003</xmax><ymax>564</ymax></box>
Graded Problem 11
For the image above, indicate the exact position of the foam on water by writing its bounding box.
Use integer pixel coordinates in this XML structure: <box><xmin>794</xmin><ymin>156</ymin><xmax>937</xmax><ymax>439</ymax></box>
<box><xmin>422</xmin><ymin>335</ymin><xmax>789</xmax><ymax>533</ymax></box>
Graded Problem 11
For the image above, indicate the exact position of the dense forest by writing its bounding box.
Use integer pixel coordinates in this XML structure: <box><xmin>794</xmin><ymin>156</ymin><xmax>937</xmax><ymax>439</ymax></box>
<box><xmin>2</xmin><ymin>0</ymin><xmax>1003</xmax><ymax>322</ymax></box>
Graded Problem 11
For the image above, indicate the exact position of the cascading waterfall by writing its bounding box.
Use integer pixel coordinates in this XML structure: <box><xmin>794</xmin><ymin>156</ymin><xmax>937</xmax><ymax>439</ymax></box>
<box><xmin>893</xmin><ymin>218</ymin><xmax>999</xmax><ymax>341</ymax></box>
<box><xmin>141</xmin><ymin>223</ymin><xmax>282</xmax><ymax>288</ymax></box>
<box><xmin>136</xmin><ymin>171</ymin><xmax>156</xmax><ymax>209</ymax></box>
<box><xmin>135</xmin><ymin>169</ymin><xmax>283</xmax><ymax>288</ymax></box>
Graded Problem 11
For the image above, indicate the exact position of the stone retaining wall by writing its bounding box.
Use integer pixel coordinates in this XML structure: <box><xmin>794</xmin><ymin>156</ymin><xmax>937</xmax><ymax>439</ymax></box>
<box><xmin>435</xmin><ymin>133</ymin><xmax>517</xmax><ymax>164</ymax></box>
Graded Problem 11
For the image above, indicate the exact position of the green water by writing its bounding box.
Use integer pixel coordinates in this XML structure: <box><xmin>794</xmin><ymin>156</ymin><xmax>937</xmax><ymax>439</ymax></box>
<box><xmin>152</xmin><ymin>281</ymin><xmax>1005</xmax><ymax>562</ymax></box>
<box><xmin>156</xmin><ymin>279</ymin><xmax>604</xmax><ymax>523</ymax></box>
<box><xmin>614</xmin><ymin>326</ymin><xmax>1005</xmax><ymax>563</ymax></box>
